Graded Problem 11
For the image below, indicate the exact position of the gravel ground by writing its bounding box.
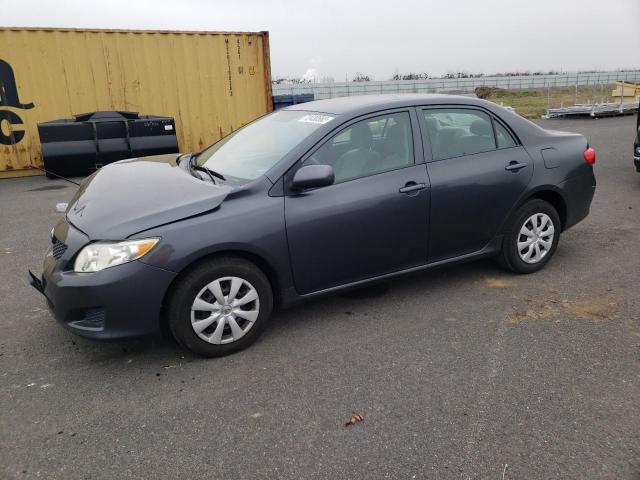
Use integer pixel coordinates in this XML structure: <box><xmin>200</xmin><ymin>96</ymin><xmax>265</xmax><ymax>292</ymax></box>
<box><xmin>1</xmin><ymin>115</ymin><xmax>639</xmax><ymax>480</ymax></box>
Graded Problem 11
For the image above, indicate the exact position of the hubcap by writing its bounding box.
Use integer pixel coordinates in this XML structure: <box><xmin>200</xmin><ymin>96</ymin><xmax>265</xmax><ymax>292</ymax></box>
<box><xmin>190</xmin><ymin>276</ymin><xmax>260</xmax><ymax>345</ymax></box>
<box><xmin>517</xmin><ymin>213</ymin><xmax>555</xmax><ymax>264</ymax></box>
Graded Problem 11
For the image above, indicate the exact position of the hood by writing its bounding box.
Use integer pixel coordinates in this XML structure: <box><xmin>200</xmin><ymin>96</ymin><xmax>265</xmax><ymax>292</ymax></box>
<box><xmin>66</xmin><ymin>154</ymin><xmax>233</xmax><ymax>239</ymax></box>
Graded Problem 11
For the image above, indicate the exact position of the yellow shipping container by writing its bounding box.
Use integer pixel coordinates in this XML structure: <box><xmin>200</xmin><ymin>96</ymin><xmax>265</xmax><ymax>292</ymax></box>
<box><xmin>0</xmin><ymin>27</ymin><xmax>272</xmax><ymax>178</ymax></box>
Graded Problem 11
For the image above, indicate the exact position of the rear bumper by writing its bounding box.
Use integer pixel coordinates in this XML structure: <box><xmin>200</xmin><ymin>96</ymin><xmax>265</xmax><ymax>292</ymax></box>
<box><xmin>559</xmin><ymin>171</ymin><xmax>596</xmax><ymax>231</ymax></box>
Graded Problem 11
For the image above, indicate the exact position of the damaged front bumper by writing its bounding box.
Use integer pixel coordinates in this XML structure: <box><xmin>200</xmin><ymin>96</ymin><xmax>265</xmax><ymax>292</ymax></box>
<box><xmin>28</xmin><ymin>269</ymin><xmax>45</xmax><ymax>295</ymax></box>
<box><xmin>30</xmin><ymin>219</ymin><xmax>176</xmax><ymax>340</ymax></box>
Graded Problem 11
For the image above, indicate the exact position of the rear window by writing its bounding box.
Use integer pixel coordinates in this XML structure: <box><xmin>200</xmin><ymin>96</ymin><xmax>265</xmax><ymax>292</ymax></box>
<box><xmin>422</xmin><ymin>109</ymin><xmax>496</xmax><ymax>160</ymax></box>
<box><xmin>494</xmin><ymin>122</ymin><xmax>517</xmax><ymax>149</ymax></box>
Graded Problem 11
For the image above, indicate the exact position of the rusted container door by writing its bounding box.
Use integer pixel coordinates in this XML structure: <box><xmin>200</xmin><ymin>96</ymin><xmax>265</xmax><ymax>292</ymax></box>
<box><xmin>0</xmin><ymin>28</ymin><xmax>272</xmax><ymax>178</ymax></box>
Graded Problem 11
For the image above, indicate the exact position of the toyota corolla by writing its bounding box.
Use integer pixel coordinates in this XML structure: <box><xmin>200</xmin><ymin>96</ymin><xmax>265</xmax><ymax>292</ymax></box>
<box><xmin>30</xmin><ymin>94</ymin><xmax>596</xmax><ymax>357</ymax></box>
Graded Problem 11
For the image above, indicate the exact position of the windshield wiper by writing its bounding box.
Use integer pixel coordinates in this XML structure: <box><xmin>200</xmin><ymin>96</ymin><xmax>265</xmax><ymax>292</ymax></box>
<box><xmin>197</xmin><ymin>165</ymin><xmax>226</xmax><ymax>181</ymax></box>
<box><xmin>176</xmin><ymin>153</ymin><xmax>188</xmax><ymax>165</ymax></box>
<box><xmin>188</xmin><ymin>155</ymin><xmax>226</xmax><ymax>183</ymax></box>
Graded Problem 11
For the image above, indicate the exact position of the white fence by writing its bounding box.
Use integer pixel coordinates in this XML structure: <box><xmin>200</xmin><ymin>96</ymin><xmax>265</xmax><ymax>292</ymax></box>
<box><xmin>273</xmin><ymin>70</ymin><xmax>640</xmax><ymax>99</ymax></box>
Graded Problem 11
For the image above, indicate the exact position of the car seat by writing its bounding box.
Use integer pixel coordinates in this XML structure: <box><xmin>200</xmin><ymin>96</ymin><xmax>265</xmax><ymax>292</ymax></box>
<box><xmin>333</xmin><ymin>123</ymin><xmax>381</xmax><ymax>181</ymax></box>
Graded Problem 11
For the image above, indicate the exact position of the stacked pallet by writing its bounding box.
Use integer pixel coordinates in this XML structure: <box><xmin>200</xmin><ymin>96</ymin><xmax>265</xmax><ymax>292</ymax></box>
<box><xmin>611</xmin><ymin>81</ymin><xmax>640</xmax><ymax>103</ymax></box>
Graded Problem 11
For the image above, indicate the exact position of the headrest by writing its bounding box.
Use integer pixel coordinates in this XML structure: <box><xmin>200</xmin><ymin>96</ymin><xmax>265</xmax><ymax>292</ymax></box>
<box><xmin>424</xmin><ymin>116</ymin><xmax>441</xmax><ymax>132</ymax></box>
<box><xmin>382</xmin><ymin>123</ymin><xmax>406</xmax><ymax>155</ymax></box>
<box><xmin>351</xmin><ymin>123</ymin><xmax>373</xmax><ymax>149</ymax></box>
<box><xmin>470</xmin><ymin>119</ymin><xmax>492</xmax><ymax>137</ymax></box>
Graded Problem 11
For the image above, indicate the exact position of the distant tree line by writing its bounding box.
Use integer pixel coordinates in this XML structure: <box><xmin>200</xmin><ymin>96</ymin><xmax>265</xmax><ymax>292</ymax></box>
<box><xmin>351</xmin><ymin>72</ymin><xmax>371</xmax><ymax>82</ymax></box>
<box><xmin>273</xmin><ymin>68</ymin><xmax>640</xmax><ymax>85</ymax></box>
<box><xmin>272</xmin><ymin>76</ymin><xmax>312</xmax><ymax>85</ymax></box>
<box><xmin>440</xmin><ymin>71</ymin><xmax>563</xmax><ymax>79</ymax></box>
<box><xmin>391</xmin><ymin>72</ymin><xmax>430</xmax><ymax>80</ymax></box>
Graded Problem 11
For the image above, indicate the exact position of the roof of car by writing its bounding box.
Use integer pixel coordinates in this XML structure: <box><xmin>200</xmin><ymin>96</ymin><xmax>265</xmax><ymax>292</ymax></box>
<box><xmin>266</xmin><ymin>94</ymin><xmax>561</xmax><ymax>183</ymax></box>
<box><xmin>283</xmin><ymin>93</ymin><xmax>488</xmax><ymax>115</ymax></box>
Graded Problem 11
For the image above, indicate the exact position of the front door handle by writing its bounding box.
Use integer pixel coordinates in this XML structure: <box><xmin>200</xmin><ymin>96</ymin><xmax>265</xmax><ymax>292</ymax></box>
<box><xmin>399</xmin><ymin>182</ymin><xmax>427</xmax><ymax>194</ymax></box>
<box><xmin>505</xmin><ymin>161</ymin><xmax>528</xmax><ymax>172</ymax></box>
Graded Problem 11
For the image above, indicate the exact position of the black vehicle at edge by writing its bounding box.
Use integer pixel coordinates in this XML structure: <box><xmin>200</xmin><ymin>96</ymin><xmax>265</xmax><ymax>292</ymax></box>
<box><xmin>634</xmin><ymin>103</ymin><xmax>640</xmax><ymax>171</ymax></box>
<box><xmin>30</xmin><ymin>94</ymin><xmax>597</xmax><ymax>357</ymax></box>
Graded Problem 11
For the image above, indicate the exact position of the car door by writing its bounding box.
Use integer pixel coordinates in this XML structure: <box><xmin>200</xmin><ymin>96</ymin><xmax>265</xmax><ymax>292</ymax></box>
<box><xmin>419</xmin><ymin>106</ymin><xmax>533</xmax><ymax>262</ymax></box>
<box><xmin>284</xmin><ymin>109</ymin><xmax>430</xmax><ymax>295</ymax></box>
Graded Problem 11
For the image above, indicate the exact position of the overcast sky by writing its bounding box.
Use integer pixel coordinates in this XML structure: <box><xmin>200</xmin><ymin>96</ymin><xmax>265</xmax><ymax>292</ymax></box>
<box><xmin>2</xmin><ymin>0</ymin><xmax>639</xmax><ymax>80</ymax></box>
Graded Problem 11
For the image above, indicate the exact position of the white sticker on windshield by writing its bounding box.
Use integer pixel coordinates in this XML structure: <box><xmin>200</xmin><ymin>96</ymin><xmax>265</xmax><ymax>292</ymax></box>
<box><xmin>298</xmin><ymin>114</ymin><xmax>334</xmax><ymax>125</ymax></box>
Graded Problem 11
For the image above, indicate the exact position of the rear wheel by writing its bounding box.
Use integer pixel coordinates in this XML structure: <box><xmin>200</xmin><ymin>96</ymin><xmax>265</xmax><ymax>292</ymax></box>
<box><xmin>167</xmin><ymin>256</ymin><xmax>273</xmax><ymax>357</ymax></box>
<box><xmin>498</xmin><ymin>199</ymin><xmax>560</xmax><ymax>274</ymax></box>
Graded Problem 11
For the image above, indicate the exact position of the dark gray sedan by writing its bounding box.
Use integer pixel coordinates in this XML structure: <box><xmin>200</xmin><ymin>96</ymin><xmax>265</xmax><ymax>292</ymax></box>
<box><xmin>31</xmin><ymin>94</ymin><xmax>596</xmax><ymax>357</ymax></box>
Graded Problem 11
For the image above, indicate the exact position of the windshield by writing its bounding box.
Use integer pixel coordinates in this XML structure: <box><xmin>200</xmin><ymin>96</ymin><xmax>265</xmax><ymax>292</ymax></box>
<box><xmin>196</xmin><ymin>110</ymin><xmax>335</xmax><ymax>180</ymax></box>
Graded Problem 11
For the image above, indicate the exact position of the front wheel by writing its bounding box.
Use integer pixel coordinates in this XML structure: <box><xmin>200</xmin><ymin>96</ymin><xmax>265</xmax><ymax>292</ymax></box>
<box><xmin>167</xmin><ymin>256</ymin><xmax>273</xmax><ymax>357</ymax></box>
<box><xmin>498</xmin><ymin>199</ymin><xmax>560</xmax><ymax>274</ymax></box>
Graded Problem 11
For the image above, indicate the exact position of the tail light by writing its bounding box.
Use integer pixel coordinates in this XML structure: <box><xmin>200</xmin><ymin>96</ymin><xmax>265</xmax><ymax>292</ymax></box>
<box><xmin>584</xmin><ymin>147</ymin><xmax>596</xmax><ymax>165</ymax></box>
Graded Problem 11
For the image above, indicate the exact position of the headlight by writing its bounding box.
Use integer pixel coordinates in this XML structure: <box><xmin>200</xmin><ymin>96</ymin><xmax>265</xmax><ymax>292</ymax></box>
<box><xmin>636</xmin><ymin>146</ymin><xmax>640</xmax><ymax>155</ymax></box>
<box><xmin>74</xmin><ymin>238</ymin><xmax>159</xmax><ymax>273</ymax></box>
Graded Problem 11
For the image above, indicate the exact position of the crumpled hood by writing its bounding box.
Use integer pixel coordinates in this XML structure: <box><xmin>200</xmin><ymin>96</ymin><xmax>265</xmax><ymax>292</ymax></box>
<box><xmin>66</xmin><ymin>154</ymin><xmax>233</xmax><ymax>239</ymax></box>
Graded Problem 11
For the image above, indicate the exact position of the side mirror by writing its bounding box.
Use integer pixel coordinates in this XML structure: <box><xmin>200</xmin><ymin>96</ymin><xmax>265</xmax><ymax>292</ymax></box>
<box><xmin>291</xmin><ymin>164</ymin><xmax>334</xmax><ymax>191</ymax></box>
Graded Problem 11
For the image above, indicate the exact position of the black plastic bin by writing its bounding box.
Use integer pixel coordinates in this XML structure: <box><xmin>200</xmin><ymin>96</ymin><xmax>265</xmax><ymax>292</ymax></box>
<box><xmin>37</xmin><ymin>111</ymin><xmax>179</xmax><ymax>178</ymax></box>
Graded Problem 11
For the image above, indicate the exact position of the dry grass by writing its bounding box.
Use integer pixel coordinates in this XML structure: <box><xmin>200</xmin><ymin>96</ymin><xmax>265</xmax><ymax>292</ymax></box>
<box><xmin>505</xmin><ymin>292</ymin><xmax>621</xmax><ymax>325</ymax></box>
<box><xmin>483</xmin><ymin>276</ymin><xmax>515</xmax><ymax>289</ymax></box>
<box><xmin>482</xmin><ymin>85</ymin><xmax>617</xmax><ymax>118</ymax></box>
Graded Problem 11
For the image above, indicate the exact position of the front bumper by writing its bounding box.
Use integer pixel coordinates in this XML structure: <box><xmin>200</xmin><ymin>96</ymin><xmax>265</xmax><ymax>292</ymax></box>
<box><xmin>32</xmin><ymin>220</ymin><xmax>176</xmax><ymax>340</ymax></box>
<box><xmin>634</xmin><ymin>155</ymin><xmax>640</xmax><ymax>172</ymax></box>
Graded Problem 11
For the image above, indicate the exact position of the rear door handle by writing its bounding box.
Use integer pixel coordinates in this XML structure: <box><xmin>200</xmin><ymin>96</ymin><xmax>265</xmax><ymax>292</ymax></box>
<box><xmin>399</xmin><ymin>182</ymin><xmax>427</xmax><ymax>194</ymax></box>
<box><xmin>505</xmin><ymin>161</ymin><xmax>528</xmax><ymax>172</ymax></box>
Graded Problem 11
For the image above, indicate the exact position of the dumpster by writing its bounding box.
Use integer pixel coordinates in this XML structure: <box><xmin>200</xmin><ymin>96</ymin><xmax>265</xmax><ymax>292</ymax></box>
<box><xmin>273</xmin><ymin>93</ymin><xmax>314</xmax><ymax>110</ymax></box>
<box><xmin>37</xmin><ymin>111</ymin><xmax>178</xmax><ymax>178</ymax></box>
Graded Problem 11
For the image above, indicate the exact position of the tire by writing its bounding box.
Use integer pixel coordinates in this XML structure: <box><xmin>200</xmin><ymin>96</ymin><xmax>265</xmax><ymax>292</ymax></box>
<box><xmin>498</xmin><ymin>199</ymin><xmax>561</xmax><ymax>274</ymax></box>
<box><xmin>167</xmin><ymin>256</ymin><xmax>273</xmax><ymax>357</ymax></box>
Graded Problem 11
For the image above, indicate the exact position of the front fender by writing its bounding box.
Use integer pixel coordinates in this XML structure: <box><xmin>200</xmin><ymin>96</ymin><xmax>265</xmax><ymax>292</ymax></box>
<box><xmin>137</xmin><ymin>190</ymin><xmax>294</xmax><ymax>297</ymax></box>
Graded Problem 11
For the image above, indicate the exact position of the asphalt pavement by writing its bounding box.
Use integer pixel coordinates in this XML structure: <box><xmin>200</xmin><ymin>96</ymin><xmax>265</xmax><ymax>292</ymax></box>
<box><xmin>1</xmin><ymin>115</ymin><xmax>639</xmax><ymax>479</ymax></box>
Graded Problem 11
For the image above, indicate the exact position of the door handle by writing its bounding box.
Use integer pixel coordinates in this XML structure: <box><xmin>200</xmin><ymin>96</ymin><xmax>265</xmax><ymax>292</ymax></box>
<box><xmin>505</xmin><ymin>161</ymin><xmax>528</xmax><ymax>172</ymax></box>
<box><xmin>399</xmin><ymin>182</ymin><xmax>427</xmax><ymax>194</ymax></box>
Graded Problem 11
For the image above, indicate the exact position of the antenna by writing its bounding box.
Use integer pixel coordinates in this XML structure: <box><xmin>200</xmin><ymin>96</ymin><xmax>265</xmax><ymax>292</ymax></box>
<box><xmin>29</xmin><ymin>165</ymin><xmax>80</xmax><ymax>186</ymax></box>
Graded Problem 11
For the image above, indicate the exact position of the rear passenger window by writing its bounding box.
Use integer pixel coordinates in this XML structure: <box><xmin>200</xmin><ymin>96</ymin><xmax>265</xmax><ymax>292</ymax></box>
<box><xmin>422</xmin><ymin>109</ymin><xmax>496</xmax><ymax>161</ymax></box>
<box><xmin>494</xmin><ymin>122</ymin><xmax>516</xmax><ymax>149</ymax></box>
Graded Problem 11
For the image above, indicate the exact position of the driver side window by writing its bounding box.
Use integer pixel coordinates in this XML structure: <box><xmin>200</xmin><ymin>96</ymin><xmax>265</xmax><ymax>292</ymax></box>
<box><xmin>304</xmin><ymin>111</ymin><xmax>414</xmax><ymax>183</ymax></box>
